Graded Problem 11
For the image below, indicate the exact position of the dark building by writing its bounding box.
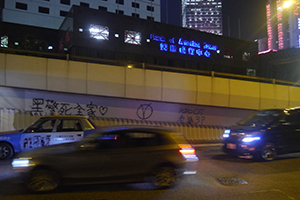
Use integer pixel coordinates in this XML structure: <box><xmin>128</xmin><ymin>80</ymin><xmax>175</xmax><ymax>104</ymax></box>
<box><xmin>160</xmin><ymin>0</ymin><xmax>182</xmax><ymax>27</ymax></box>
<box><xmin>59</xmin><ymin>5</ymin><xmax>258</xmax><ymax>75</ymax></box>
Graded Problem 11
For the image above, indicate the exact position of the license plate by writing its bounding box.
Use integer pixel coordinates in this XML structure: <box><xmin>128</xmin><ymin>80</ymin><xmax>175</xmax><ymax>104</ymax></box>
<box><xmin>227</xmin><ymin>143</ymin><xmax>237</xmax><ymax>149</ymax></box>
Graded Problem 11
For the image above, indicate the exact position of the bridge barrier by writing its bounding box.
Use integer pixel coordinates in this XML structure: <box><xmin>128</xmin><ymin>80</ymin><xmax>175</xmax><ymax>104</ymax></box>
<box><xmin>0</xmin><ymin>108</ymin><xmax>226</xmax><ymax>143</ymax></box>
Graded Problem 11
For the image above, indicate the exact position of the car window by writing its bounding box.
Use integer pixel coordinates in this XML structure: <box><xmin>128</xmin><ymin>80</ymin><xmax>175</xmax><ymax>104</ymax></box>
<box><xmin>24</xmin><ymin>119</ymin><xmax>55</xmax><ymax>133</ymax></box>
<box><xmin>237</xmin><ymin>109</ymin><xmax>283</xmax><ymax>127</ymax></box>
<box><xmin>56</xmin><ymin>119</ymin><xmax>83</xmax><ymax>132</ymax></box>
<box><xmin>125</xmin><ymin>132</ymin><xmax>161</xmax><ymax>147</ymax></box>
<box><xmin>95</xmin><ymin>133</ymin><xmax>125</xmax><ymax>149</ymax></box>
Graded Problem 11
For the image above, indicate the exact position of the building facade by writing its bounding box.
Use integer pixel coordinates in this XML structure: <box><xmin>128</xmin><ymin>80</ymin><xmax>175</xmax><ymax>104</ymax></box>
<box><xmin>58</xmin><ymin>5</ymin><xmax>256</xmax><ymax>75</ymax></box>
<box><xmin>183</xmin><ymin>0</ymin><xmax>222</xmax><ymax>35</ymax></box>
<box><xmin>0</xmin><ymin>0</ymin><xmax>160</xmax><ymax>30</ymax></box>
<box><xmin>266</xmin><ymin>0</ymin><xmax>300</xmax><ymax>50</ymax></box>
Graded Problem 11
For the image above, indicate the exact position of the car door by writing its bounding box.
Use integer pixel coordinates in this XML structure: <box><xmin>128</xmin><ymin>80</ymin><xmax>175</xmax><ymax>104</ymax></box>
<box><xmin>51</xmin><ymin>119</ymin><xmax>85</xmax><ymax>144</ymax></box>
<box><xmin>59</xmin><ymin>131</ymin><xmax>161</xmax><ymax>182</ymax></box>
<box><xmin>20</xmin><ymin>119</ymin><xmax>56</xmax><ymax>151</ymax></box>
<box><xmin>277</xmin><ymin>110</ymin><xmax>300</xmax><ymax>153</ymax></box>
<box><xmin>58</xmin><ymin>132</ymin><xmax>129</xmax><ymax>181</ymax></box>
<box><xmin>20</xmin><ymin>118</ymin><xmax>84</xmax><ymax>151</ymax></box>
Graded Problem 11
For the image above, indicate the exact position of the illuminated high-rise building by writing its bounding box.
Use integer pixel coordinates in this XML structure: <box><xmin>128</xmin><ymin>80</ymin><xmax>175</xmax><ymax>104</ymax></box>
<box><xmin>266</xmin><ymin>0</ymin><xmax>300</xmax><ymax>51</ymax></box>
<box><xmin>0</xmin><ymin>0</ymin><xmax>160</xmax><ymax>30</ymax></box>
<box><xmin>182</xmin><ymin>0</ymin><xmax>222</xmax><ymax>35</ymax></box>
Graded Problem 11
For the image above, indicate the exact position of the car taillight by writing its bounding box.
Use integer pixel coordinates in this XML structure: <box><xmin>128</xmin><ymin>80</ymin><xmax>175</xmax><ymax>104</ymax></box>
<box><xmin>179</xmin><ymin>144</ymin><xmax>199</xmax><ymax>162</ymax></box>
<box><xmin>179</xmin><ymin>144</ymin><xmax>195</xmax><ymax>155</ymax></box>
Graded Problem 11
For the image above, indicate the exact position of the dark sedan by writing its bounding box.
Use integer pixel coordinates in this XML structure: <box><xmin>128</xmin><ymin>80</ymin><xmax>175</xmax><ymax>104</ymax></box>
<box><xmin>223</xmin><ymin>107</ymin><xmax>300</xmax><ymax>161</ymax></box>
<box><xmin>12</xmin><ymin>125</ymin><xmax>198</xmax><ymax>192</ymax></box>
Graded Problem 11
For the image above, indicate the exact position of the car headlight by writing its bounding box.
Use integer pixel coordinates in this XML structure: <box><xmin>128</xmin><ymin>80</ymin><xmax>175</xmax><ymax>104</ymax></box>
<box><xmin>242</xmin><ymin>137</ymin><xmax>261</xmax><ymax>143</ymax></box>
<box><xmin>12</xmin><ymin>157</ymin><xmax>35</xmax><ymax>169</ymax></box>
<box><xmin>223</xmin><ymin>129</ymin><xmax>230</xmax><ymax>138</ymax></box>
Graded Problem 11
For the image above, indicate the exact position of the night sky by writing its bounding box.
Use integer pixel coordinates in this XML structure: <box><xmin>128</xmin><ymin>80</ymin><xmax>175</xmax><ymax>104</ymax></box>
<box><xmin>161</xmin><ymin>0</ymin><xmax>268</xmax><ymax>42</ymax></box>
<box><xmin>222</xmin><ymin>0</ymin><xmax>268</xmax><ymax>41</ymax></box>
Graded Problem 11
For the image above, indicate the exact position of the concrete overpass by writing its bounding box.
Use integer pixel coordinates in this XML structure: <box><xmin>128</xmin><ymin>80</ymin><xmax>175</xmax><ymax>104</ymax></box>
<box><xmin>1</xmin><ymin>52</ymin><xmax>300</xmax><ymax>142</ymax></box>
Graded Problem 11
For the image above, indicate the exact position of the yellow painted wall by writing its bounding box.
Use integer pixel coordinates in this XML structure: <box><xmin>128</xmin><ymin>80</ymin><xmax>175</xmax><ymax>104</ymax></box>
<box><xmin>5</xmin><ymin>54</ymin><xmax>47</xmax><ymax>89</ymax></box>
<box><xmin>0</xmin><ymin>53</ymin><xmax>5</xmax><ymax>85</ymax></box>
<box><xmin>2</xmin><ymin>53</ymin><xmax>300</xmax><ymax>110</ymax></box>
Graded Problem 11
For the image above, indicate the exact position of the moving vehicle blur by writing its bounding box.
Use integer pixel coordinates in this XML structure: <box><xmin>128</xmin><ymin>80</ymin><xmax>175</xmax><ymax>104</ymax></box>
<box><xmin>0</xmin><ymin>115</ymin><xmax>96</xmax><ymax>159</ymax></box>
<box><xmin>223</xmin><ymin>107</ymin><xmax>300</xmax><ymax>161</ymax></box>
<box><xmin>12</xmin><ymin>125</ymin><xmax>198</xmax><ymax>192</ymax></box>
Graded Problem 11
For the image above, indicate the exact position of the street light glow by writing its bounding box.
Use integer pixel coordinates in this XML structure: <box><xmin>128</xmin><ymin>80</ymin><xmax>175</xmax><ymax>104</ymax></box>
<box><xmin>283</xmin><ymin>1</ymin><xmax>292</xmax><ymax>8</ymax></box>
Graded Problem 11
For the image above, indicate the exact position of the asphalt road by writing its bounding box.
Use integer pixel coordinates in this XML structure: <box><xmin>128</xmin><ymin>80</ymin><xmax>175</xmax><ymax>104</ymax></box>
<box><xmin>1</xmin><ymin>144</ymin><xmax>300</xmax><ymax>200</ymax></box>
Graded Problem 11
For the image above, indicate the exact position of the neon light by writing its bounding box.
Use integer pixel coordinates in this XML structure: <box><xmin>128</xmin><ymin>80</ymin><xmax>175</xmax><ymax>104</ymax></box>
<box><xmin>179</xmin><ymin>46</ymin><xmax>187</xmax><ymax>54</ymax></box>
<box><xmin>151</xmin><ymin>33</ymin><xmax>216</xmax><ymax>59</ymax></box>
<box><xmin>278</xmin><ymin>23</ymin><xmax>284</xmax><ymax>49</ymax></box>
<box><xmin>266</xmin><ymin>4</ymin><xmax>273</xmax><ymax>50</ymax></box>
<box><xmin>170</xmin><ymin>45</ymin><xmax>177</xmax><ymax>52</ymax></box>
<box><xmin>160</xmin><ymin>43</ymin><xmax>168</xmax><ymax>51</ymax></box>
<box><xmin>169</xmin><ymin>37</ymin><xmax>175</xmax><ymax>44</ymax></box>
<box><xmin>178</xmin><ymin>38</ymin><xmax>201</xmax><ymax>48</ymax></box>
<box><xmin>196</xmin><ymin>49</ymin><xmax>203</xmax><ymax>56</ymax></box>
<box><xmin>203</xmin><ymin>43</ymin><xmax>217</xmax><ymax>51</ymax></box>
<box><xmin>204</xmin><ymin>50</ymin><xmax>211</xmax><ymax>57</ymax></box>
<box><xmin>150</xmin><ymin>33</ymin><xmax>165</xmax><ymax>42</ymax></box>
<box><xmin>277</xmin><ymin>0</ymin><xmax>284</xmax><ymax>49</ymax></box>
<box><xmin>188</xmin><ymin>47</ymin><xmax>195</xmax><ymax>55</ymax></box>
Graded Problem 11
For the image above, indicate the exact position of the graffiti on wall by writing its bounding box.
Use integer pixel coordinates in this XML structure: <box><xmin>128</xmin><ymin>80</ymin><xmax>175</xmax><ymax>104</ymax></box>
<box><xmin>29</xmin><ymin>98</ymin><xmax>108</xmax><ymax>117</ymax></box>
<box><xmin>177</xmin><ymin>107</ymin><xmax>206</xmax><ymax>125</ymax></box>
<box><xmin>28</xmin><ymin>98</ymin><xmax>207</xmax><ymax>124</ymax></box>
<box><xmin>136</xmin><ymin>103</ymin><xmax>153</xmax><ymax>120</ymax></box>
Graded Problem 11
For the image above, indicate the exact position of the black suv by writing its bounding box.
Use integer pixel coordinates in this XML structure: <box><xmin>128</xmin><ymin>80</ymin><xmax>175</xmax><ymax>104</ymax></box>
<box><xmin>12</xmin><ymin>125</ymin><xmax>198</xmax><ymax>192</ymax></box>
<box><xmin>223</xmin><ymin>107</ymin><xmax>300</xmax><ymax>161</ymax></box>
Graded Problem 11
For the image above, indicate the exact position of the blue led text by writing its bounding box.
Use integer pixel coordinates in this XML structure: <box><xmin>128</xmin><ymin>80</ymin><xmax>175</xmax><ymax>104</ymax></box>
<box><xmin>150</xmin><ymin>33</ymin><xmax>218</xmax><ymax>58</ymax></box>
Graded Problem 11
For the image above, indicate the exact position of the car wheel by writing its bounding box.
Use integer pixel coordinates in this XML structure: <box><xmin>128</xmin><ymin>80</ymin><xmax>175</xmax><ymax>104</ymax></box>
<box><xmin>151</xmin><ymin>166</ymin><xmax>177</xmax><ymax>188</ymax></box>
<box><xmin>260</xmin><ymin>142</ymin><xmax>277</xmax><ymax>161</ymax></box>
<box><xmin>26</xmin><ymin>169</ymin><xmax>60</xmax><ymax>192</ymax></box>
<box><xmin>0</xmin><ymin>143</ymin><xmax>13</xmax><ymax>160</ymax></box>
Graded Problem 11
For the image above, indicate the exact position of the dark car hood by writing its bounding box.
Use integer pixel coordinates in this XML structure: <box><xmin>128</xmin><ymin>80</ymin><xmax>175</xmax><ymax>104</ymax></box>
<box><xmin>229</xmin><ymin>124</ymin><xmax>267</xmax><ymax>133</ymax></box>
<box><xmin>16</xmin><ymin>142</ymin><xmax>77</xmax><ymax>158</ymax></box>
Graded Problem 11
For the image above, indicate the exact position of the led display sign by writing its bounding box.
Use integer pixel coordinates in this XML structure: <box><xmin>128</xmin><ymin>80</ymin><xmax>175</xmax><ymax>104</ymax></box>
<box><xmin>1</xmin><ymin>35</ymin><xmax>8</xmax><ymax>47</ymax></box>
<box><xmin>125</xmin><ymin>30</ymin><xmax>141</xmax><ymax>45</ymax></box>
<box><xmin>89</xmin><ymin>24</ymin><xmax>109</xmax><ymax>40</ymax></box>
<box><xmin>150</xmin><ymin>33</ymin><xmax>218</xmax><ymax>58</ymax></box>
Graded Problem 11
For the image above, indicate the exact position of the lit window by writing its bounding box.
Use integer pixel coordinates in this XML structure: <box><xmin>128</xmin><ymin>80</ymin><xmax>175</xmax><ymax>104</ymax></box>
<box><xmin>89</xmin><ymin>24</ymin><xmax>109</xmax><ymax>40</ymax></box>
<box><xmin>125</xmin><ymin>30</ymin><xmax>141</xmax><ymax>45</ymax></box>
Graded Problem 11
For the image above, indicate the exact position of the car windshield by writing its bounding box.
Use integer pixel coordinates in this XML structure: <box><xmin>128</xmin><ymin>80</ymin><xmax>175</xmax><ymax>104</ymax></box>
<box><xmin>236</xmin><ymin>109</ymin><xmax>284</xmax><ymax>127</ymax></box>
